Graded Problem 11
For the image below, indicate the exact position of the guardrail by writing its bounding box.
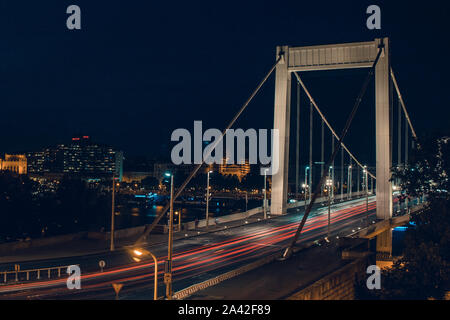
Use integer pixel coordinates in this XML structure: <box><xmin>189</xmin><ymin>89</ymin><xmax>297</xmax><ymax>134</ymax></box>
<box><xmin>1</xmin><ymin>264</ymin><xmax>76</xmax><ymax>284</ymax></box>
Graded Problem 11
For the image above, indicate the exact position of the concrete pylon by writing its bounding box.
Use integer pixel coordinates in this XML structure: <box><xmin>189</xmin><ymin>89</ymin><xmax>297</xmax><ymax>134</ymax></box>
<box><xmin>375</xmin><ymin>38</ymin><xmax>393</xmax><ymax>220</ymax></box>
<box><xmin>271</xmin><ymin>46</ymin><xmax>291</xmax><ymax>215</ymax></box>
<box><xmin>376</xmin><ymin>229</ymin><xmax>393</xmax><ymax>268</ymax></box>
<box><xmin>271</xmin><ymin>39</ymin><xmax>392</xmax><ymax>220</ymax></box>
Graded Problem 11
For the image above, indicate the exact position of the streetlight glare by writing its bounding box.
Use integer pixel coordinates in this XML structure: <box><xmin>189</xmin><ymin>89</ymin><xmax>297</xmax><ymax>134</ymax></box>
<box><xmin>133</xmin><ymin>249</ymin><xmax>143</xmax><ymax>256</ymax></box>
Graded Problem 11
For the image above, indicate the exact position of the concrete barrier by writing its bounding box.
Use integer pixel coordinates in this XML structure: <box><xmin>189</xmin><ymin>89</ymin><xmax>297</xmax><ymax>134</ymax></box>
<box><xmin>182</xmin><ymin>206</ymin><xmax>263</xmax><ymax>230</ymax></box>
<box><xmin>287</xmin><ymin>256</ymin><xmax>370</xmax><ymax>300</ymax></box>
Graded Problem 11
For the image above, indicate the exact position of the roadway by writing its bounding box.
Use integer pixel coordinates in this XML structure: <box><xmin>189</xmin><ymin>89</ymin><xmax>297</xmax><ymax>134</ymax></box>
<box><xmin>0</xmin><ymin>196</ymin><xmax>383</xmax><ymax>299</ymax></box>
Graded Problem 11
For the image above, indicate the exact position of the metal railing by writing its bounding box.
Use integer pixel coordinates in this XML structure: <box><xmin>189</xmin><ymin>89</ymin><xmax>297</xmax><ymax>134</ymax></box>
<box><xmin>1</xmin><ymin>264</ymin><xmax>77</xmax><ymax>284</ymax></box>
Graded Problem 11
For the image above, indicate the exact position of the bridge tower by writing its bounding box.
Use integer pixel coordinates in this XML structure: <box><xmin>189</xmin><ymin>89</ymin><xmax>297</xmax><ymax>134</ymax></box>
<box><xmin>272</xmin><ymin>38</ymin><xmax>392</xmax><ymax>222</ymax></box>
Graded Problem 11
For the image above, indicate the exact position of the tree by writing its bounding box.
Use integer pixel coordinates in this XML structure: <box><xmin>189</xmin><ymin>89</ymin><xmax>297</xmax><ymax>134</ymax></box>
<box><xmin>0</xmin><ymin>172</ymin><xmax>39</xmax><ymax>240</ymax></box>
<box><xmin>357</xmin><ymin>134</ymin><xmax>450</xmax><ymax>299</ymax></box>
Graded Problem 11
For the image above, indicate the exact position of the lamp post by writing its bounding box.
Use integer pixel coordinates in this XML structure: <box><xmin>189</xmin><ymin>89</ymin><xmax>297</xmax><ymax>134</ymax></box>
<box><xmin>328</xmin><ymin>166</ymin><xmax>334</xmax><ymax>202</ymax></box>
<box><xmin>131</xmin><ymin>248</ymin><xmax>158</xmax><ymax>300</ymax></box>
<box><xmin>347</xmin><ymin>165</ymin><xmax>352</xmax><ymax>200</ymax></box>
<box><xmin>164</xmin><ymin>172</ymin><xmax>174</xmax><ymax>300</ymax></box>
<box><xmin>110</xmin><ymin>174</ymin><xmax>116</xmax><ymax>252</ymax></box>
<box><xmin>245</xmin><ymin>191</ymin><xmax>248</xmax><ymax>213</ymax></box>
<box><xmin>304</xmin><ymin>166</ymin><xmax>310</xmax><ymax>207</ymax></box>
<box><xmin>302</xmin><ymin>184</ymin><xmax>307</xmax><ymax>211</ymax></box>
<box><xmin>263</xmin><ymin>168</ymin><xmax>268</xmax><ymax>219</ymax></box>
<box><xmin>206</xmin><ymin>170</ymin><xmax>212</xmax><ymax>228</ymax></box>
<box><xmin>326</xmin><ymin>178</ymin><xmax>332</xmax><ymax>237</ymax></box>
<box><xmin>364</xmin><ymin>166</ymin><xmax>369</xmax><ymax>227</ymax></box>
<box><xmin>175</xmin><ymin>211</ymin><xmax>181</xmax><ymax>231</ymax></box>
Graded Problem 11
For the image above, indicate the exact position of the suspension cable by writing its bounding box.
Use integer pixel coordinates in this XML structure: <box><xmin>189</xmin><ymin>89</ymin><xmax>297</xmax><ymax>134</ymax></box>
<box><xmin>390</xmin><ymin>68</ymin><xmax>417</xmax><ymax>140</ymax></box>
<box><xmin>282</xmin><ymin>44</ymin><xmax>384</xmax><ymax>259</ymax></box>
<box><xmin>134</xmin><ymin>54</ymin><xmax>283</xmax><ymax>245</ymax></box>
<box><xmin>293</xmin><ymin>71</ymin><xmax>376</xmax><ymax>180</ymax></box>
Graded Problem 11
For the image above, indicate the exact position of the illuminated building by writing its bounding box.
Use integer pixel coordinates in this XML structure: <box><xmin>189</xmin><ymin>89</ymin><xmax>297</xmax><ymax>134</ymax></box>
<box><xmin>0</xmin><ymin>154</ymin><xmax>27</xmax><ymax>174</ymax></box>
<box><xmin>122</xmin><ymin>171</ymin><xmax>153</xmax><ymax>183</ymax></box>
<box><xmin>218</xmin><ymin>158</ymin><xmax>250</xmax><ymax>181</ymax></box>
<box><xmin>27</xmin><ymin>136</ymin><xmax>123</xmax><ymax>181</ymax></box>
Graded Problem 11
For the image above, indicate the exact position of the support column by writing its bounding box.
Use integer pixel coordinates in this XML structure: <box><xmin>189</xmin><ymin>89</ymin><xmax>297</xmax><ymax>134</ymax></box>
<box><xmin>375</xmin><ymin>37</ymin><xmax>393</xmax><ymax>220</ymax></box>
<box><xmin>376</xmin><ymin>229</ymin><xmax>393</xmax><ymax>268</ymax></box>
<box><xmin>271</xmin><ymin>46</ymin><xmax>291</xmax><ymax>215</ymax></box>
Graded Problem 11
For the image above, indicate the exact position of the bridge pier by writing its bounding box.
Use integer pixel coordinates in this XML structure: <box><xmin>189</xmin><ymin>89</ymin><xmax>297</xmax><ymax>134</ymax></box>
<box><xmin>271</xmin><ymin>46</ymin><xmax>291</xmax><ymax>215</ymax></box>
<box><xmin>375</xmin><ymin>229</ymin><xmax>393</xmax><ymax>268</ymax></box>
<box><xmin>375</xmin><ymin>38</ymin><xmax>393</xmax><ymax>220</ymax></box>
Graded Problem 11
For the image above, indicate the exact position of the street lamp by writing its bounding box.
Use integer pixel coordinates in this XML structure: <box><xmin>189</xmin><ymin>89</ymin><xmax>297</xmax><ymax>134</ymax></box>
<box><xmin>175</xmin><ymin>211</ymin><xmax>181</xmax><ymax>231</ymax></box>
<box><xmin>304</xmin><ymin>166</ymin><xmax>310</xmax><ymax>207</ymax></box>
<box><xmin>206</xmin><ymin>170</ymin><xmax>212</xmax><ymax>228</ymax></box>
<box><xmin>364</xmin><ymin>166</ymin><xmax>369</xmax><ymax>226</ymax></box>
<box><xmin>164</xmin><ymin>171</ymin><xmax>174</xmax><ymax>300</ymax></box>
<box><xmin>347</xmin><ymin>165</ymin><xmax>352</xmax><ymax>200</ymax></box>
<box><xmin>302</xmin><ymin>183</ymin><xmax>307</xmax><ymax>211</ymax></box>
<box><xmin>110</xmin><ymin>174</ymin><xmax>116</xmax><ymax>252</ymax></box>
<box><xmin>326</xmin><ymin>178</ymin><xmax>332</xmax><ymax>237</ymax></box>
<box><xmin>131</xmin><ymin>248</ymin><xmax>158</xmax><ymax>300</ymax></box>
<box><xmin>245</xmin><ymin>191</ymin><xmax>248</xmax><ymax>213</ymax></box>
<box><xmin>328</xmin><ymin>166</ymin><xmax>334</xmax><ymax>202</ymax></box>
<box><xmin>263</xmin><ymin>168</ymin><xmax>269</xmax><ymax>219</ymax></box>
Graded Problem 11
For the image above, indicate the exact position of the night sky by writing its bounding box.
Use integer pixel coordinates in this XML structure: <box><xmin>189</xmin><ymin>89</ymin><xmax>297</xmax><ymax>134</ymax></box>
<box><xmin>1</xmin><ymin>1</ymin><xmax>449</xmax><ymax>166</ymax></box>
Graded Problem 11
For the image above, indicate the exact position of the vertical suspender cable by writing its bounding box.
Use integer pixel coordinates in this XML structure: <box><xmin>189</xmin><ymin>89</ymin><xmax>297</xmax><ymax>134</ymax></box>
<box><xmin>405</xmin><ymin>118</ymin><xmax>409</xmax><ymax>166</ymax></box>
<box><xmin>391</xmin><ymin>68</ymin><xmax>417</xmax><ymax>140</ymax></box>
<box><xmin>296</xmin><ymin>82</ymin><xmax>300</xmax><ymax>199</ymax></box>
<box><xmin>398</xmin><ymin>96</ymin><xmax>402</xmax><ymax>168</ymax></box>
<box><xmin>331</xmin><ymin>134</ymin><xmax>335</xmax><ymax>199</ymax></box>
<box><xmin>321</xmin><ymin>119</ymin><xmax>325</xmax><ymax>192</ymax></box>
<box><xmin>293</xmin><ymin>72</ymin><xmax>375</xmax><ymax>180</ymax></box>
<box><xmin>309</xmin><ymin>101</ymin><xmax>313</xmax><ymax>203</ymax></box>
<box><xmin>340</xmin><ymin>146</ymin><xmax>344</xmax><ymax>201</ymax></box>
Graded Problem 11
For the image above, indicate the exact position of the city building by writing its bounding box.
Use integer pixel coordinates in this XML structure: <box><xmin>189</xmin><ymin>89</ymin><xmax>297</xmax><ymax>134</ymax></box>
<box><xmin>218</xmin><ymin>158</ymin><xmax>250</xmax><ymax>181</ymax></box>
<box><xmin>122</xmin><ymin>171</ymin><xmax>153</xmax><ymax>183</ymax></box>
<box><xmin>27</xmin><ymin>136</ymin><xmax>123</xmax><ymax>181</ymax></box>
<box><xmin>0</xmin><ymin>154</ymin><xmax>27</xmax><ymax>174</ymax></box>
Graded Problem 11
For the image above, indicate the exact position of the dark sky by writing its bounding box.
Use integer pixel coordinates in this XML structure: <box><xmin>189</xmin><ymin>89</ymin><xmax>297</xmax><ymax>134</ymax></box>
<box><xmin>0</xmin><ymin>1</ymin><xmax>449</xmax><ymax>166</ymax></box>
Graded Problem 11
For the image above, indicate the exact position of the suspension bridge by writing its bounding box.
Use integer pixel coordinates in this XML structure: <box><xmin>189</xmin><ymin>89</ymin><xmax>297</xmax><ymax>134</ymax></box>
<box><xmin>0</xmin><ymin>37</ymin><xmax>424</xmax><ymax>299</ymax></box>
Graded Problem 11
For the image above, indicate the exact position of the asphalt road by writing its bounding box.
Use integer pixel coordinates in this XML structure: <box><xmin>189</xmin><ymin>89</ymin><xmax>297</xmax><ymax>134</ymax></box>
<box><xmin>0</xmin><ymin>196</ymin><xmax>385</xmax><ymax>299</ymax></box>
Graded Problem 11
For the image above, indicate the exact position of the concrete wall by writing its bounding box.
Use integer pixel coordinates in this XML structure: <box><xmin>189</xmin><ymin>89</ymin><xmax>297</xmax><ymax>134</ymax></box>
<box><xmin>287</xmin><ymin>257</ymin><xmax>368</xmax><ymax>300</ymax></box>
